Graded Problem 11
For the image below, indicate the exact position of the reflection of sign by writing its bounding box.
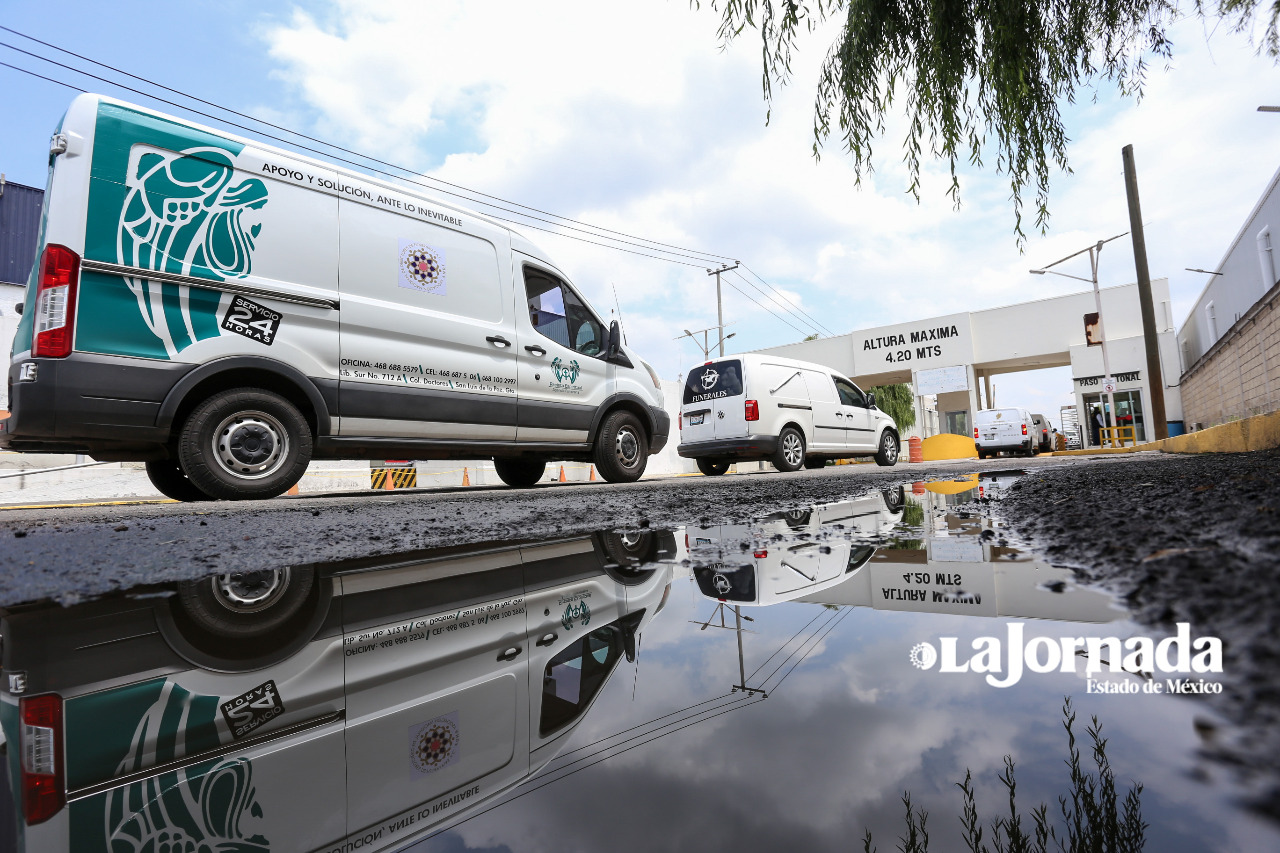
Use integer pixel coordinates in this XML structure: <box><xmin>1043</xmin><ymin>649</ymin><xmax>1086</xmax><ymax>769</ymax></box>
<box><xmin>220</xmin><ymin>680</ymin><xmax>285</xmax><ymax>739</ymax></box>
<box><xmin>914</xmin><ymin>365</ymin><xmax>969</xmax><ymax>396</ymax></box>
<box><xmin>712</xmin><ymin>573</ymin><xmax>731</xmax><ymax>595</ymax></box>
<box><xmin>928</xmin><ymin>537</ymin><xmax>986</xmax><ymax>563</ymax></box>
<box><xmin>410</xmin><ymin>712</ymin><xmax>460</xmax><ymax>777</ymax></box>
<box><xmin>1084</xmin><ymin>312</ymin><xmax>1102</xmax><ymax>346</ymax></box>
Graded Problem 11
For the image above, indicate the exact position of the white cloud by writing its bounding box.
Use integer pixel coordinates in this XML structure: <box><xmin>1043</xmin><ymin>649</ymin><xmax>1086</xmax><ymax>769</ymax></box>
<box><xmin>260</xmin><ymin>5</ymin><xmax>1280</xmax><ymax>389</ymax></box>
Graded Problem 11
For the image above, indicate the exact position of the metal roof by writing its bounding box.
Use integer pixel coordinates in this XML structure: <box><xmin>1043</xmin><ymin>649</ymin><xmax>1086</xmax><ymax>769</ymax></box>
<box><xmin>0</xmin><ymin>176</ymin><xmax>44</xmax><ymax>287</ymax></box>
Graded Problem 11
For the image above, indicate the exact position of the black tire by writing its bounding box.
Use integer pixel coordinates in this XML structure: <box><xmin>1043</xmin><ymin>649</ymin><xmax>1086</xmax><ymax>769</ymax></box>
<box><xmin>494</xmin><ymin>457</ymin><xmax>547</xmax><ymax>488</ymax></box>
<box><xmin>977</xmin><ymin>450</ymin><xmax>989</xmax><ymax>460</ymax></box>
<box><xmin>874</xmin><ymin>430</ymin><xmax>900</xmax><ymax>466</ymax></box>
<box><xmin>146</xmin><ymin>459</ymin><xmax>215</xmax><ymax>502</ymax></box>
<box><xmin>600</xmin><ymin>530</ymin><xmax>657</xmax><ymax>576</ymax></box>
<box><xmin>696</xmin><ymin>458</ymin><xmax>730</xmax><ymax>476</ymax></box>
<box><xmin>177</xmin><ymin>568</ymin><xmax>314</xmax><ymax>642</ymax></box>
<box><xmin>772</xmin><ymin>427</ymin><xmax>805</xmax><ymax>472</ymax></box>
<box><xmin>594</xmin><ymin>410</ymin><xmax>649</xmax><ymax>483</ymax></box>
<box><xmin>803</xmin><ymin>458</ymin><xmax>827</xmax><ymax>470</ymax></box>
<box><xmin>881</xmin><ymin>486</ymin><xmax>906</xmax><ymax>513</ymax></box>
<box><xmin>177</xmin><ymin>389</ymin><xmax>311</xmax><ymax>500</ymax></box>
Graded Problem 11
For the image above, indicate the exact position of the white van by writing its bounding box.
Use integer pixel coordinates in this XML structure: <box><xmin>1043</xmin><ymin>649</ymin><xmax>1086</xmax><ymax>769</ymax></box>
<box><xmin>0</xmin><ymin>94</ymin><xmax>667</xmax><ymax>499</ymax></box>
<box><xmin>676</xmin><ymin>354</ymin><xmax>900</xmax><ymax>473</ymax></box>
<box><xmin>0</xmin><ymin>531</ymin><xmax>674</xmax><ymax>852</ymax></box>
<box><xmin>973</xmin><ymin>407</ymin><xmax>1038</xmax><ymax>458</ymax></box>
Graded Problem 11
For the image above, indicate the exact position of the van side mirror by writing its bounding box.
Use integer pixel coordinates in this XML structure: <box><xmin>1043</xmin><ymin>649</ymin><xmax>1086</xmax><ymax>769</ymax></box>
<box><xmin>606</xmin><ymin>320</ymin><xmax>633</xmax><ymax>368</ymax></box>
<box><xmin>866</xmin><ymin>392</ymin><xmax>876</xmax><ymax>409</ymax></box>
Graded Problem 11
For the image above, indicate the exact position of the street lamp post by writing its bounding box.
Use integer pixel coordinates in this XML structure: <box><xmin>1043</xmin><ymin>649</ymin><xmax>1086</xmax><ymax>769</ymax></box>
<box><xmin>677</xmin><ymin>326</ymin><xmax>736</xmax><ymax>361</ymax></box>
<box><xmin>1031</xmin><ymin>232</ymin><xmax>1128</xmax><ymax>446</ymax></box>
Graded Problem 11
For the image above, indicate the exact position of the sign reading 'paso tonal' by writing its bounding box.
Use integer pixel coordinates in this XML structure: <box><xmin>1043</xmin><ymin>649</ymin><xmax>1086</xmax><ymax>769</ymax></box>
<box><xmin>851</xmin><ymin>313</ymin><xmax>974</xmax><ymax>376</ymax></box>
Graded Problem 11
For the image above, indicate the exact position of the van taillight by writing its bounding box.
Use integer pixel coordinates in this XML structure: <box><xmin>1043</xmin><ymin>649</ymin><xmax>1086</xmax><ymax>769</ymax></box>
<box><xmin>753</xmin><ymin>549</ymin><xmax>768</xmax><ymax>558</ymax></box>
<box><xmin>21</xmin><ymin>694</ymin><xmax>65</xmax><ymax>824</ymax></box>
<box><xmin>1021</xmin><ymin>424</ymin><xmax>1028</xmax><ymax>436</ymax></box>
<box><xmin>745</xmin><ymin>400</ymin><xmax>759</xmax><ymax>421</ymax></box>
<box><xmin>32</xmin><ymin>244</ymin><xmax>81</xmax><ymax>358</ymax></box>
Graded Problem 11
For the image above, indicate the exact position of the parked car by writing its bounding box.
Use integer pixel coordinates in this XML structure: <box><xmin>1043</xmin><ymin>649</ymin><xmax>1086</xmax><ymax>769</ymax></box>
<box><xmin>0</xmin><ymin>531</ymin><xmax>674</xmax><ymax>852</ymax></box>
<box><xmin>1</xmin><ymin>94</ymin><xmax>668</xmax><ymax>499</ymax></box>
<box><xmin>1030</xmin><ymin>414</ymin><xmax>1052</xmax><ymax>452</ymax></box>
<box><xmin>676</xmin><ymin>354</ymin><xmax>900</xmax><ymax>474</ymax></box>
<box><xmin>973</xmin><ymin>407</ymin><xmax>1038</xmax><ymax>458</ymax></box>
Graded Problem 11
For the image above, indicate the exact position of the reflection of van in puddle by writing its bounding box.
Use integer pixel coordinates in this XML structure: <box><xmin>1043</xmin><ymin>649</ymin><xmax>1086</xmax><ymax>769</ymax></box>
<box><xmin>690</xmin><ymin>489</ymin><xmax>903</xmax><ymax>606</ymax></box>
<box><xmin>0</xmin><ymin>531</ymin><xmax>673</xmax><ymax>852</ymax></box>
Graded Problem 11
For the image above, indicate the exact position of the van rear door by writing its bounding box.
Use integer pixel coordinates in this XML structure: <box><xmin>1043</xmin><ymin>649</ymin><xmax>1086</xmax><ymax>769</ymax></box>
<box><xmin>977</xmin><ymin>409</ymin><xmax>1024</xmax><ymax>445</ymax></box>
<box><xmin>681</xmin><ymin>359</ymin><xmax>744</xmax><ymax>442</ymax></box>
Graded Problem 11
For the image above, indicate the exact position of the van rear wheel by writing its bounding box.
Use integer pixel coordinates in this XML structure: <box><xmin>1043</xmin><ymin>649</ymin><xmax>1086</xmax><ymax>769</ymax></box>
<box><xmin>696</xmin><ymin>458</ymin><xmax>730</xmax><ymax>476</ymax></box>
<box><xmin>494</xmin><ymin>457</ymin><xmax>547</xmax><ymax>488</ymax></box>
<box><xmin>772</xmin><ymin>427</ymin><xmax>805</xmax><ymax>472</ymax></box>
<box><xmin>594</xmin><ymin>410</ymin><xmax>649</xmax><ymax>483</ymax></box>
<box><xmin>146</xmin><ymin>459</ymin><xmax>215</xmax><ymax>502</ymax></box>
<box><xmin>177</xmin><ymin>389</ymin><xmax>312</xmax><ymax>500</ymax></box>
<box><xmin>875</xmin><ymin>431</ymin><xmax>900</xmax><ymax>466</ymax></box>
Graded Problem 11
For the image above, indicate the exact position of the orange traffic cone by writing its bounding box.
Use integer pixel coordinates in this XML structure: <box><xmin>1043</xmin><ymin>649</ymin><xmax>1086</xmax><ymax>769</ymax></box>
<box><xmin>462</xmin><ymin>466</ymin><xmax>471</xmax><ymax>486</ymax></box>
<box><xmin>287</xmin><ymin>483</ymin><xmax>299</xmax><ymax>496</ymax></box>
<box><xmin>589</xmin><ymin>466</ymin><xmax>596</xmax><ymax>481</ymax></box>
<box><xmin>558</xmin><ymin>465</ymin><xmax>567</xmax><ymax>482</ymax></box>
<box><xmin>384</xmin><ymin>468</ymin><xmax>395</xmax><ymax>490</ymax></box>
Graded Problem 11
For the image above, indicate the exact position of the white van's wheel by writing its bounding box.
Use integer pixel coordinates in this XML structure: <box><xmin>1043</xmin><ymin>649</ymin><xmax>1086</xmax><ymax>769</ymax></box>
<box><xmin>594</xmin><ymin>410</ymin><xmax>649</xmax><ymax>483</ymax></box>
<box><xmin>696</xmin><ymin>458</ymin><xmax>730</xmax><ymax>476</ymax></box>
<box><xmin>494</xmin><ymin>457</ymin><xmax>547</xmax><ymax>488</ymax></box>
<box><xmin>875</xmin><ymin>431</ymin><xmax>900</xmax><ymax>466</ymax></box>
<box><xmin>178</xmin><ymin>389</ymin><xmax>312</xmax><ymax>500</ymax></box>
<box><xmin>145</xmin><ymin>459</ymin><xmax>215</xmax><ymax>502</ymax></box>
<box><xmin>772</xmin><ymin>427</ymin><xmax>805</xmax><ymax>472</ymax></box>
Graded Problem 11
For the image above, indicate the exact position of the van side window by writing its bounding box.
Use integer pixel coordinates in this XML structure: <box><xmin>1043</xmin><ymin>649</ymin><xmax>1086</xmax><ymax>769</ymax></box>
<box><xmin>540</xmin><ymin>625</ymin><xmax>624</xmax><ymax>736</ymax></box>
<box><xmin>524</xmin><ymin>269</ymin><xmax>606</xmax><ymax>357</ymax></box>
<box><xmin>833</xmin><ymin>378</ymin><xmax>866</xmax><ymax>407</ymax></box>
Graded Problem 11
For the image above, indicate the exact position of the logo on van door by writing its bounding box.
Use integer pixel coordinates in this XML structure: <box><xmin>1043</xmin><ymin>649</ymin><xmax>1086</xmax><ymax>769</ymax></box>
<box><xmin>220</xmin><ymin>679</ymin><xmax>286</xmax><ymax>738</ymax></box>
<box><xmin>399</xmin><ymin>240</ymin><xmax>448</xmax><ymax>295</ymax></box>
<box><xmin>101</xmin><ymin>146</ymin><xmax>271</xmax><ymax>360</ymax></box>
<box><xmin>409</xmin><ymin>712</ymin><xmax>461</xmax><ymax>777</ymax></box>
<box><xmin>701</xmin><ymin>368</ymin><xmax>719</xmax><ymax>390</ymax></box>
<box><xmin>551</xmin><ymin>357</ymin><xmax>581</xmax><ymax>384</ymax></box>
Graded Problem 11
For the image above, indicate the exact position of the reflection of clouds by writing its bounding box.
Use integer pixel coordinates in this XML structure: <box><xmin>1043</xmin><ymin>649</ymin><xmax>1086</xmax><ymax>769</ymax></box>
<box><xmin>410</xmin><ymin>582</ymin><xmax>1277</xmax><ymax>853</ymax></box>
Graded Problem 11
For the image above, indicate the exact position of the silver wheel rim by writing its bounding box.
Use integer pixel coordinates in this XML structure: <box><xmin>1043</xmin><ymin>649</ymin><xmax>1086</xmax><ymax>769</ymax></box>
<box><xmin>782</xmin><ymin>432</ymin><xmax>803</xmax><ymax>466</ymax></box>
<box><xmin>212</xmin><ymin>568</ymin><xmax>291</xmax><ymax>614</ymax></box>
<box><xmin>615</xmin><ymin>426</ymin><xmax>641</xmax><ymax>469</ymax></box>
<box><xmin>212</xmin><ymin>409</ymin><xmax>289</xmax><ymax>480</ymax></box>
<box><xmin>883</xmin><ymin>434</ymin><xmax>898</xmax><ymax>463</ymax></box>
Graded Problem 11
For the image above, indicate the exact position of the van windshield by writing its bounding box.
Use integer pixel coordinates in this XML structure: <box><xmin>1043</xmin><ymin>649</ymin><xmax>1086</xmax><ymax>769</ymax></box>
<box><xmin>684</xmin><ymin>360</ymin><xmax>743</xmax><ymax>405</ymax></box>
<box><xmin>976</xmin><ymin>409</ymin><xmax>1022</xmax><ymax>424</ymax></box>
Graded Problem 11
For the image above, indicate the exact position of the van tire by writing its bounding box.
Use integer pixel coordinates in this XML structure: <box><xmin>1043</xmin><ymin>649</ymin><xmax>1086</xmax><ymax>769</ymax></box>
<box><xmin>772</xmin><ymin>427</ymin><xmax>805</xmax><ymax>472</ymax></box>
<box><xmin>145</xmin><ymin>459</ymin><xmax>215</xmax><ymax>502</ymax></box>
<box><xmin>874</xmin><ymin>431</ymin><xmax>900</xmax><ymax>466</ymax></box>
<box><xmin>594</xmin><ymin>410</ymin><xmax>649</xmax><ymax>482</ymax></box>
<box><xmin>696</xmin><ymin>458</ymin><xmax>730</xmax><ymax>476</ymax></box>
<box><xmin>494</xmin><ymin>457</ymin><xmax>547</xmax><ymax>488</ymax></box>
<box><xmin>177</xmin><ymin>389</ymin><xmax>312</xmax><ymax>500</ymax></box>
<box><xmin>176</xmin><ymin>567</ymin><xmax>314</xmax><ymax>642</ymax></box>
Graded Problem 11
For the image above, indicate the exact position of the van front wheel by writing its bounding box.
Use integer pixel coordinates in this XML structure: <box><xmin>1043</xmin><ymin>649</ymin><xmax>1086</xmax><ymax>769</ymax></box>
<box><xmin>594</xmin><ymin>411</ymin><xmax>649</xmax><ymax>483</ymax></box>
<box><xmin>146</xmin><ymin>459</ymin><xmax>215</xmax><ymax>502</ymax></box>
<box><xmin>494</xmin><ymin>457</ymin><xmax>547</xmax><ymax>488</ymax></box>
<box><xmin>875</xmin><ymin>431</ymin><xmax>900</xmax><ymax>467</ymax></box>
<box><xmin>178</xmin><ymin>389</ymin><xmax>312</xmax><ymax>500</ymax></box>
<box><xmin>772</xmin><ymin>427</ymin><xmax>805</xmax><ymax>472</ymax></box>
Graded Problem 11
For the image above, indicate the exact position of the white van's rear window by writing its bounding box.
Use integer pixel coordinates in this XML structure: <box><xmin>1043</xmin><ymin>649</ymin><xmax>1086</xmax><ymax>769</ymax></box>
<box><xmin>976</xmin><ymin>408</ymin><xmax>1022</xmax><ymax>423</ymax></box>
<box><xmin>684</xmin><ymin>360</ymin><xmax>743</xmax><ymax>405</ymax></box>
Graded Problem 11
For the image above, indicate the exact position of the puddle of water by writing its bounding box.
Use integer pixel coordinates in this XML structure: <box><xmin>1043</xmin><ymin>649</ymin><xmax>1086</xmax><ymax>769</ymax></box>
<box><xmin>0</xmin><ymin>473</ymin><xmax>1274</xmax><ymax>852</ymax></box>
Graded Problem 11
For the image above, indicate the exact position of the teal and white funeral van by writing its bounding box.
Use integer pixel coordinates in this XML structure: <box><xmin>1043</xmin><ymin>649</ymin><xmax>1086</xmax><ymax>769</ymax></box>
<box><xmin>0</xmin><ymin>530</ymin><xmax>675</xmax><ymax>851</ymax></box>
<box><xmin>1</xmin><ymin>94</ymin><xmax>668</xmax><ymax>499</ymax></box>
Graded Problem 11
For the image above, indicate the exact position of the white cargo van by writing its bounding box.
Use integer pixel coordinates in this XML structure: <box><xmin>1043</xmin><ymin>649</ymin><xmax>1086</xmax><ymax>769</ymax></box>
<box><xmin>676</xmin><ymin>354</ymin><xmax>900</xmax><ymax>473</ymax></box>
<box><xmin>0</xmin><ymin>94</ymin><xmax>668</xmax><ymax>499</ymax></box>
<box><xmin>973</xmin><ymin>408</ymin><xmax>1038</xmax><ymax>458</ymax></box>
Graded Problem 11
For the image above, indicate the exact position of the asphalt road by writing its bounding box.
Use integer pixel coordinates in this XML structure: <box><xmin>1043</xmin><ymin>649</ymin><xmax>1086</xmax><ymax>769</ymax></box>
<box><xmin>0</xmin><ymin>452</ymin><xmax>1140</xmax><ymax>605</ymax></box>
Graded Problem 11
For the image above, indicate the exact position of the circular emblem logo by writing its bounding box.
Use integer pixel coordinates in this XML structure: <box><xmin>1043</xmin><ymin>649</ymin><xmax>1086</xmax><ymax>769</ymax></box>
<box><xmin>712</xmin><ymin>573</ymin><xmax>732</xmax><ymax>595</ymax></box>
<box><xmin>400</xmin><ymin>243</ymin><xmax>446</xmax><ymax>293</ymax></box>
<box><xmin>701</xmin><ymin>368</ymin><xmax>719</xmax><ymax>390</ymax></box>
<box><xmin>410</xmin><ymin>717</ymin><xmax>459</xmax><ymax>774</ymax></box>
<box><xmin>909</xmin><ymin>642</ymin><xmax>938</xmax><ymax>670</ymax></box>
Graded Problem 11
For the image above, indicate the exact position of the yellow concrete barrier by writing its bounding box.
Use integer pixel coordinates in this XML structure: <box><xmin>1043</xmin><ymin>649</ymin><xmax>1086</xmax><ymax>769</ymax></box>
<box><xmin>1047</xmin><ymin>408</ymin><xmax>1280</xmax><ymax>456</ymax></box>
<box><xmin>924</xmin><ymin>474</ymin><xmax>979</xmax><ymax>494</ymax></box>
<box><xmin>920</xmin><ymin>433</ymin><xmax>978</xmax><ymax>461</ymax></box>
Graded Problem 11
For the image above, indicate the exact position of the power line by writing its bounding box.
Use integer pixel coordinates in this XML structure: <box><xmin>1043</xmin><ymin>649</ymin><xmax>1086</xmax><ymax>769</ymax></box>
<box><xmin>0</xmin><ymin>26</ymin><xmax>736</xmax><ymax>266</ymax></box>
<box><xmin>722</xmin><ymin>278</ymin><xmax>808</xmax><ymax>337</ymax></box>
<box><xmin>728</xmin><ymin>267</ymin><xmax>832</xmax><ymax>338</ymax></box>
<box><xmin>741</xmin><ymin>262</ymin><xmax>840</xmax><ymax>338</ymax></box>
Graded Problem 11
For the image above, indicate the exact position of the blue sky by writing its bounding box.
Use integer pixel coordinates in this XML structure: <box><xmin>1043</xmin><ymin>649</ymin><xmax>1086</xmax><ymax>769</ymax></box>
<box><xmin>3</xmin><ymin>1</ymin><xmax>1280</xmax><ymax>423</ymax></box>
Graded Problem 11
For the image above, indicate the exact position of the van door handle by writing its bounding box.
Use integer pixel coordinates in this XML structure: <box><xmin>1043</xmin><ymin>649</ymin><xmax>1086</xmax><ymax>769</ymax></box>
<box><xmin>536</xmin><ymin>632</ymin><xmax>558</xmax><ymax>647</ymax></box>
<box><xmin>486</xmin><ymin>335</ymin><xmax>512</xmax><ymax>348</ymax></box>
<box><xmin>497</xmin><ymin>646</ymin><xmax>522</xmax><ymax>661</ymax></box>
<box><xmin>524</xmin><ymin>345</ymin><xmax>546</xmax><ymax>356</ymax></box>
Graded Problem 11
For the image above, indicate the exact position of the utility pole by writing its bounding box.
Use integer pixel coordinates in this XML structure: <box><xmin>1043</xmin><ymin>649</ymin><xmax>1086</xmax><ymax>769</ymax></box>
<box><xmin>1122</xmin><ymin>145</ymin><xmax>1169</xmax><ymax>440</ymax></box>
<box><xmin>677</xmin><ymin>324</ymin><xmax>736</xmax><ymax>361</ymax></box>
<box><xmin>707</xmin><ymin>262</ymin><xmax>739</xmax><ymax>357</ymax></box>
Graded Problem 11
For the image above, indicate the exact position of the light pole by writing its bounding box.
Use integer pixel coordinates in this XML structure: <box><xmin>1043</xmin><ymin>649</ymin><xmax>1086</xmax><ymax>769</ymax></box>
<box><xmin>707</xmin><ymin>262</ymin><xmax>739</xmax><ymax>357</ymax></box>
<box><xmin>677</xmin><ymin>326</ymin><xmax>736</xmax><ymax>361</ymax></box>
<box><xmin>1031</xmin><ymin>231</ymin><xmax>1128</xmax><ymax>446</ymax></box>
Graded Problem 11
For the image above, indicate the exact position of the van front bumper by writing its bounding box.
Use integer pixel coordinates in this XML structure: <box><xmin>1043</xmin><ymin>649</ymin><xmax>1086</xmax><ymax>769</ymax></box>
<box><xmin>677</xmin><ymin>436</ymin><xmax>778</xmax><ymax>459</ymax></box>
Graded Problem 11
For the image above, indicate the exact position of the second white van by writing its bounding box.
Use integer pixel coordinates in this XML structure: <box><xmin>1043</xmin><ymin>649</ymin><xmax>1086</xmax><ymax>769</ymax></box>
<box><xmin>676</xmin><ymin>354</ymin><xmax>900</xmax><ymax>474</ymax></box>
<box><xmin>973</xmin><ymin>407</ymin><xmax>1038</xmax><ymax>458</ymax></box>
